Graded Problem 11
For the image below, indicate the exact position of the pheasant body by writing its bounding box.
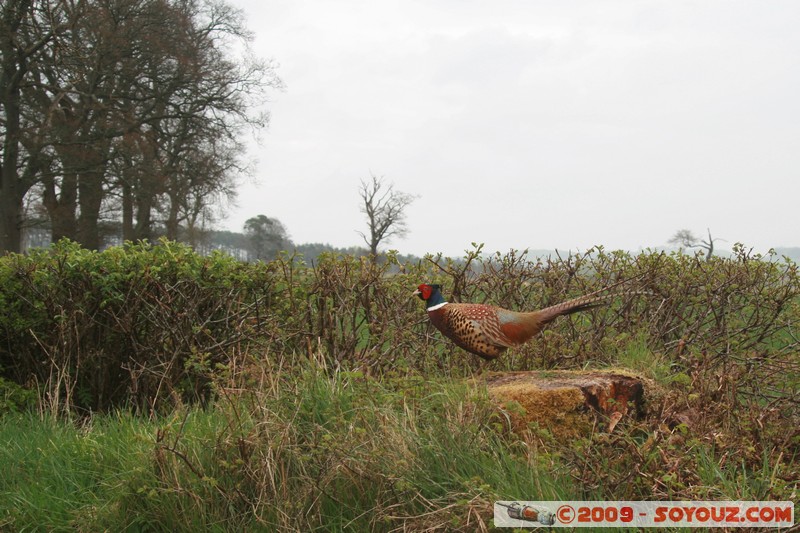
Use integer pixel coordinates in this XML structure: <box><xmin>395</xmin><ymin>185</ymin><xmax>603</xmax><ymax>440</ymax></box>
<box><xmin>415</xmin><ymin>284</ymin><xmax>621</xmax><ymax>360</ymax></box>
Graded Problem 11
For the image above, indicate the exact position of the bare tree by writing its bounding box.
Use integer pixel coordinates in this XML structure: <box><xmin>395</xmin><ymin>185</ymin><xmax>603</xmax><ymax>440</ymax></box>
<box><xmin>669</xmin><ymin>228</ymin><xmax>722</xmax><ymax>261</ymax></box>
<box><xmin>357</xmin><ymin>174</ymin><xmax>417</xmax><ymax>259</ymax></box>
<box><xmin>669</xmin><ymin>229</ymin><xmax>699</xmax><ymax>249</ymax></box>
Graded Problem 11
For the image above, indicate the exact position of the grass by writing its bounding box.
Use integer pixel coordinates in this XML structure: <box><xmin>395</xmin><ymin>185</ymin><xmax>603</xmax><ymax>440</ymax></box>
<box><xmin>0</xmin><ymin>366</ymin><xmax>576</xmax><ymax>531</ymax></box>
<box><xmin>612</xmin><ymin>333</ymin><xmax>673</xmax><ymax>382</ymax></box>
<box><xmin>0</xmin><ymin>412</ymin><xmax>156</xmax><ymax>530</ymax></box>
<box><xmin>1</xmin><ymin>363</ymin><xmax>797</xmax><ymax>531</ymax></box>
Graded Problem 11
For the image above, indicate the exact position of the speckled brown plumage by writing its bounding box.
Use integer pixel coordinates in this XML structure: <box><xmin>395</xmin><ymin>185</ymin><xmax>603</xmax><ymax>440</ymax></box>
<box><xmin>414</xmin><ymin>284</ymin><xmax>629</xmax><ymax>360</ymax></box>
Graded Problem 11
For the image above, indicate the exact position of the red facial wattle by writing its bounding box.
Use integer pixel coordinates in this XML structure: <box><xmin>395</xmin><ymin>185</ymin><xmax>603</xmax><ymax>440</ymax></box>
<box><xmin>417</xmin><ymin>284</ymin><xmax>432</xmax><ymax>300</ymax></box>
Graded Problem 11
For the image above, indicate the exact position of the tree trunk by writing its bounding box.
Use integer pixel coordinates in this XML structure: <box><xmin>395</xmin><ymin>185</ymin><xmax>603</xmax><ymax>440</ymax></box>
<box><xmin>76</xmin><ymin>169</ymin><xmax>104</xmax><ymax>250</ymax></box>
<box><xmin>122</xmin><ymin>180</ymin><xmax>133</xmax><ymax>241</ymax></box>
<box><xmin>0</xmin><ymin>101</ymin><xmax>22</xmax><ymax>252</ymax></box>
<box><xmin>134</xmin><ymin>188</ymin><xmax>153</xmax><ymax>242</ymax></box>
<box><xmin>0</xmin><ymin>186</ymin><xmax>22</xmax><ymax>254</ymax></box>
<box><xmin>42</xmin><ymin>171</ymin><xmax>77</xmax><ymax>243</ymax></box>
<box><xmin>0</xmin><ymin>82</ymin><xmax>23</xmax><ymax>253</ymax></box>
<box><xmin>484</xmin><ymin>370</ymin><xmax>646</xmax><ymax>437</ymax></box>
<box><xmin>165</xmin><ymin>190</ymin><xmax>180</xmax><ymax>241</ymax></box>
<box><xmin>0</xmin><ymin>1</ymin><xmax>24</xmax><ymax>254</ymax></box>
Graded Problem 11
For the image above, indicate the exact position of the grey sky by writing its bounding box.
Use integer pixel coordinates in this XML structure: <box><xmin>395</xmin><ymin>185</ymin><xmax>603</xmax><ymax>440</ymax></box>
<box><xmin>226</xmin><ymin>0</ymin><xmax>800</xmax><ymax>257</ymax></box>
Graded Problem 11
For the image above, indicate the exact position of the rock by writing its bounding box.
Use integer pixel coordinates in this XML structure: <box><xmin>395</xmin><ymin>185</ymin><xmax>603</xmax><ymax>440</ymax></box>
<box><xmin>482</xmin><ymin>369</ymin><xmax>646</xmax><ymax>438</ymax></box>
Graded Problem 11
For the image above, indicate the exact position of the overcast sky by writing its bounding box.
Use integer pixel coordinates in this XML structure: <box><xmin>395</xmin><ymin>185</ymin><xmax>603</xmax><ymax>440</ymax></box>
<box><xmin>225</xmin><ymin>0</ymin><xmax>800</xmax><ymax>257</ymax></box>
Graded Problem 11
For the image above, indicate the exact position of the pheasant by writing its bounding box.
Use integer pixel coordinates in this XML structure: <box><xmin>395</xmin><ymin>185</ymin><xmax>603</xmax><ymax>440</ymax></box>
<box><xmin>414</xmin><ymin>283</ymin><xmax>628</xmax><ymax>360</ymax></box>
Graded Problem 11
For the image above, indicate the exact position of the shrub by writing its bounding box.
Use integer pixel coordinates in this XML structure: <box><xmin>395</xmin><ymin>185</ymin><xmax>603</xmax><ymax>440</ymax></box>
<box><xmin>0</xmin><ymin>240</ymin><xmax>274</xmax><ymax>414</ymax></box>
<box><xmin>1</xmin><ymin>241</ymin><xmax>797</xmax><ymax>420</ymax></box>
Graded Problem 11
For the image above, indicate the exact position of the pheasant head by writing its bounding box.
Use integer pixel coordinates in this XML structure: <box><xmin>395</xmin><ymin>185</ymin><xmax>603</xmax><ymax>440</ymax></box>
<box><xmin>413</xmin><ymin>283</ymin><xmax>447</xmax><ymax>310</ymax></box>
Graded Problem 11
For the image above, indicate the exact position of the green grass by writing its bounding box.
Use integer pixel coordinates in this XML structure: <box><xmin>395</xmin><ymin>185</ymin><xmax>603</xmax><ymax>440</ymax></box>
<box><xmin>0</xmin><ymin>412</ymin><xmax>158</xmax><ymax>530</ymax></box>
<box><xmin>0</xmin><ymin>368</ymin><xmax>577</xmax><ymax>531</ymax></box>
<box><xmin>694</xmin><ymin>444</ymin><xmax>794</xmax><ymax>501</ymax></box>
<box><xmin>1</xmin><ymin>364</ymin><xmax>797</xmax><ymax>531</ymax></box>
<box><xmin>612</xmin><ymin>333</ymin><xmax>673</xmax><ymax>382</ymax></box>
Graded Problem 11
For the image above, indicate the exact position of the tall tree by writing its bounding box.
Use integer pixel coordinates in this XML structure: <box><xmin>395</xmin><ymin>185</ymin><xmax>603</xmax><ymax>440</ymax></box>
<box><xmin>357</xmin><ymin>174</ymin><xmax>417</xmax><ymax>259</ymax></box>
<box><xmin>243</xmin><ymin>214</ymin><xmax>291</xmax><ymax>261</ymax></box>
<box><xmin>0</xmin><ymin>0</ymin><xmax>75</xmax><ymax>253</ymax></box>
<box><xmin>1</xmin><ymin>0</ymin><xmax>279</xmax><ymax>252</ymax></box>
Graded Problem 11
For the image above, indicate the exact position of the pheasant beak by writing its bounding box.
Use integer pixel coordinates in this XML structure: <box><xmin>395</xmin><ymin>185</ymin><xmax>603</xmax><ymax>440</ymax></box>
<box><xmin>412</xmin><ymin>288</ymin><xmax>421</xmax><ymax>298</ymax></box>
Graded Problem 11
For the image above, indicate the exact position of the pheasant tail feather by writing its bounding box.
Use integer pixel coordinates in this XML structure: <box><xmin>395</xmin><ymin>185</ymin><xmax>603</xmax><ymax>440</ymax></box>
<box><xmin>535</xmin><ymin>288</ymin><xmax>644</xmax><ymax>326</ymax></box>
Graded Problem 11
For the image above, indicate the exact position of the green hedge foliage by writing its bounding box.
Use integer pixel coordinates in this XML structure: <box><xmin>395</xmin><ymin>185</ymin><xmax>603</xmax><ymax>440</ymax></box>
<box><xmin>1</xmin><ymin>240</ymin><xmax>797</xmax><ymax>415</ymax></box>
<box><xmin>0</xmin><ymin>240</ymin><xmax>274</xmax><ymax>413</ymax></box>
